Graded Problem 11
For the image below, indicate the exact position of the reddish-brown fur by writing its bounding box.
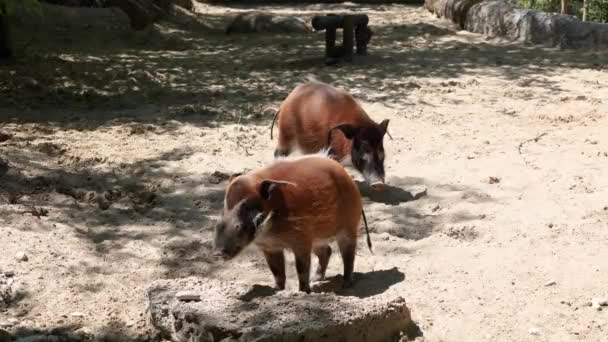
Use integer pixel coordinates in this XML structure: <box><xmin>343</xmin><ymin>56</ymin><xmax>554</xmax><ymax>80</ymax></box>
<box><xmin>226</xmin><ymin>155</ymin><xmax>361</xmax><ymax>250</ymax></box>
<box><xmin>271</xmin><ymin>81</ymin><xmax>376</xmax><ymax>160</ymax></box>
<box><xmin>222</xmin><ymin>155</ymin><xmax>362</xmax><ymax>292</ymax></box>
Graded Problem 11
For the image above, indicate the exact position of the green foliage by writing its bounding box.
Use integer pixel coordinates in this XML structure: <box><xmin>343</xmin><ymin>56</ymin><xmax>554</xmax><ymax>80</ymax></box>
<box><xmin>0</xmin><ymin>0</ymin><xmax>42</xmax><ymax>16</ymax></box>
<box><xmin>518</xmin><ymin>0</ymin><xmax>608</xmax><ymax>22</ymax></box>
<box><xmin>588</xmin><ymin>0</ymin><xmax>608</xmax><ymax>22</ymax></box>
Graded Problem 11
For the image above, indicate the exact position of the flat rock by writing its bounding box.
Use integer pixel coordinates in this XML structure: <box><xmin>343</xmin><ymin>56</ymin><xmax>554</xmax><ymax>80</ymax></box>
<box><xmin>146</xmin><ymin>277</ymin><xmax>415</xmax><ymax>342</ymax></box>
<box><xmin>225</xmin><ymin>12</ymin><xmax>312</xmax><ymax>34</ymax></box>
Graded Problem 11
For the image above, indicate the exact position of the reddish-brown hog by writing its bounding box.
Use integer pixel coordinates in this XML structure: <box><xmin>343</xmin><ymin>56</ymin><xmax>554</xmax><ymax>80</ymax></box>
<box><xmin>213</xmin><ymin>153</ymin><xmax>370</xmax><ymax>293</ymax></box>
<box><xmin>270</xmin><ymin>81</ymin><xmax>391</xmax><ymax>191</ymax></box>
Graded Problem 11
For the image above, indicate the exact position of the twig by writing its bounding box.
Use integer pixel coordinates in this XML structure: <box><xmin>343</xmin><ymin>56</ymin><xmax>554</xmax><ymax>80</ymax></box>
<box><xmin>21</xmin><ymin>205</ymin><xmax>49</xmax><ymax>219</ymax></box>
<box><xmin>518</xmin><ymin>132</ymin><xmax>548</xmax><ymax>167</ymax></box>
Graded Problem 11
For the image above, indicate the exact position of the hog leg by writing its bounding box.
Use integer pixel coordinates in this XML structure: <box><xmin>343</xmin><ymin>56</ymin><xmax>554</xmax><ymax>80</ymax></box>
<box><xmin>263</xmin><ymin>250</ymin><xmax>286</xmax><ymax>290</ymax></box>
<box><xmin>337</xmin><ymin>235</ymin><xmax>356</xmax><ymax>288</ymax></box>
<box><xmin>312</xmin><ymin>245</ymin><xmax>332</xmax><ymax>281</ymax></box>
<box><xmin>293</xmin><ymin>248</ymin><xmax>312</xmax><ymax>293</ymax></box>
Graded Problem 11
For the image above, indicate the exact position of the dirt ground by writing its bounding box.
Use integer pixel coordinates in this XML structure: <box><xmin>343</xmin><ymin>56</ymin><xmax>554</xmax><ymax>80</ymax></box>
<box><xmin>1</xmin><ymin>2</ymin><xmax>608</xmax><ymax>342</ymax></box>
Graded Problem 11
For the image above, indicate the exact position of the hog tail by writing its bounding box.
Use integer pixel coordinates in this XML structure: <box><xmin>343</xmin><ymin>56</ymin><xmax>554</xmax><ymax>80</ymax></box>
<box><xmin>361</xmin><ymin>208</ymin><xmax>373</xmax><ymax>254</ymax></box>
<box><xmin>264</xmin><ymin>107</ymin><xmax>280</xmax><ymax>140</ymax></box>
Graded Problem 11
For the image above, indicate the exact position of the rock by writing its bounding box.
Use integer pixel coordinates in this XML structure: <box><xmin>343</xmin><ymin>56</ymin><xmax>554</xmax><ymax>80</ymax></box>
<box><xmin>0</xmin><ymin>329</ymin><xmax>11</xmax><ymax>342</ymax></box>
<box><xmin>488</xmin><ymin>176</ymin><xmax>500</xmax><ymax>184</ymax></box>
<box><xmin>426</xmin><ymin>0</ymin><xmax>608</xmax><ymax>49</ymax></box>
<box><xmin>146</xmin><ymin>277</ymin><xmax>414</xmax><ymax>342</ymax></box>
<box><xmin>379</xmin><ymin>232</ymin><xmax>392</xmax><ymax>241</ymax></box>
<box><xmin>75</xmin><ymin>327</ymin><xmax>92</xmax><ymax>339</ymax></box>
<box><xmin>70</xmin><ymin>312</ymin><xmax>85</xmax><ymax>318</ymax></box>
<box><xmin>410</xmin><ymin>185</ymin><xmax>428</xmax><ymax>200</ymax></box>
<box><xmin>226</xmin><ymin>12</ymin><xmax>312</xmax><ymax>34</ymax></box>
<box><xmin>15</xmin><ymin>335</ymin><xmax>48</xmax><ymax>342</ymax></box>
<box><xmin>3</xmin><ymin>271</ymin><xmax>14</xmax><ymax>277</ymax></box>
<box><xmin>467</xmin><ymin>0</ymin><xmax>608</xmax><ymax>49</ymax></box>
<box><xmin>47</xmin><ymin>336</ymin><xmax>60</xmax><ymax>342</ymax></box>
<box><xmin>591</xmin><ymin>297</ymin><xmax>608</xmax><ymax>310</ymax></box>
<box><xmin>0</xmin><ymin>131</ymin><xmax>12</xmax><ymax>143</ymax></box>
<box><xmin>544</xmin><ymin>280</ymin><xmax>556</xmax><ymax>287</ymax></box>
<box><xmin>528</xmin><ymin>327</ymin><xmax>541</xmax><ymax>336</ymax></box>
<box><xmin>96</xmin><ymin>193</ymin><xmax>111</xmax><ymax>211</ymax></box>
<box><xmin>15</xmin><ymin>252</ymin><xmax>28</xmax><ymax>262</ymax></box>
<box><xmin>175</xmin><ymin>291</ymin><xmax>201</xmax><ymax>302</ymax></box>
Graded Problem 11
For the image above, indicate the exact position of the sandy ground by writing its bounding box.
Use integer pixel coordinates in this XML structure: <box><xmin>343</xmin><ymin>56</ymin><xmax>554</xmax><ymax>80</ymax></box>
<box><xmin>1</xmin><ymin>2</ymin><xmax>608</xmax><ymax>341</ymax></box>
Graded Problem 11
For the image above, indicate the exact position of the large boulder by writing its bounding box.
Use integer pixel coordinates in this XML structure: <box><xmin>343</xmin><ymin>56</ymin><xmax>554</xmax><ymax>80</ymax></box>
<box><xmin>465</xmin><ymin>0</ymin><xmax>608</xmax><ymax>48</ymax></box>
<box><xmin>425</xmin><ymin>0</ymin><xmax>608</xmax><ymax>49</ymax></box>
<box><xmin>225</xmin><ymin>12</ymin><xmax>312</xmax><ymax>34</ymax></box>
<box><xmin>145</xmin><ymin>276</ymin><xmax>417</xmax><ymax>342</ymax></box>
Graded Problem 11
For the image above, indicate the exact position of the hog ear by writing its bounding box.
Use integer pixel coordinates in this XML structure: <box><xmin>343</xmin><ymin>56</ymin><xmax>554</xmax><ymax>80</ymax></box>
<box><xmin>259</xmin><ymin>179</ymin><xmax>296</xmax><ymax>201</ymax></box>
<box><xmin>379</xmin><ymin>119</ymin><xmax>392</xmax><ymax>140</ymax></box>
<box><xmin>327</xmin><ymin>124</ymin><xmax>360</xmax><ymax>146</ymax></box>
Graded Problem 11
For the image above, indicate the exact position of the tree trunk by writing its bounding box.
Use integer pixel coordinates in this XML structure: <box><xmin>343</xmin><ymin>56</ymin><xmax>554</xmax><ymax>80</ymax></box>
<box><xmin>582</xmin><ymin>0</ymin><xmax>588</xmax><ymax>21</ymax></box>
<box><xmin>561</xmin><ymin>0</ymin><xmax>568</xmax><ymax>14</ymax></box>
<box><xmin>0</xmin><ymin>5</ymin><xmax>11</xmax><ymax>59</ymax></box>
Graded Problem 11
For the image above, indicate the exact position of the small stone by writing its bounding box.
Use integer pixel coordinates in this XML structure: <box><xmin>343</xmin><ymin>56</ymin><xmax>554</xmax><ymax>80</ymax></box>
<box><xmin>97</xmin><ymin>194</ymin><xmax>110</xmax><ymax>211</ymax></box>
<box><xmin>3</xmin><ymin>270</ymin><xmax>14</xmax><ymax>277</ymax></box>
<box><xmin>0</xmin><ymin>131</ymin><xmax>12</xmax><ymax>143</ymax></box>
<box><xmin>15</xmin><ymin>252</ymin><xmax>28</xmax><ymax>262</ymax></box>
<box><xmin>544</xmin><ymin>280</ymin><xmax>557</xmax><ymax>287</ymax></box>
<box><xmin>176</xmin><ymin>291</ymin><xmax>201</xmax><ymax>301</ymax></box>
<box><xmin>591</xmin><ymin>297</ymin><xmax>608</xmax><ymax>310</ymax></box>
<box><xmin>528</xmin><ymin>327</ymin><xmax>541</xmax><ymax>336</ymax></box>
<box><xmin>76</xmin><ymin>327</ymin><xmax>93</xmax><ymax>338</ymax></box>
<box><xmin>410</xmin><ymin>185</ymin><xmax>427</xmax><ymax>200</ymax></box>
<box><xmin>70</xmin><ymin>312</ymin><xmax>85</xmax><ymax>318</ymax></box>
<box><xmin>488</xmin><ymin>176</ymin><xmax>500</xmax><ymax>184</ymax></box>
<box><xmin>379</xmin><ymin>232</ymin><xmax>391</xmax><ymax>241</ymax></box>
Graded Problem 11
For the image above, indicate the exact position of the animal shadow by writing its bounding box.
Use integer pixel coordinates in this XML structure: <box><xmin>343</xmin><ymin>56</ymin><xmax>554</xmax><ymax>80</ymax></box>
<box><xmin>312</xmin><ymin>267</ymin><xmax>405</xmax><ymax>298</ymax></box>
<box><xmin>356</xmin><ymin>181</ymin><xmax>424</xmax><ymax>205</ymax></box>
<box><xmin>238</xmin><ymin>284</ymin><xmax>278</xmax><ymax>302</ymax></box>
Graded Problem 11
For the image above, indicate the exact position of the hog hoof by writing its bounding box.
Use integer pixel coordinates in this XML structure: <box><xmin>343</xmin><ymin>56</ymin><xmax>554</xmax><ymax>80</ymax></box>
<box><xmin>299</xmin><ymin>285</ymin><xmax>311</xmax><ymax>294</ymax></box>
<box><xmin>342</xmin><ymin>278</ymin><xmax>354</xmax><ymax>289</ymax></box>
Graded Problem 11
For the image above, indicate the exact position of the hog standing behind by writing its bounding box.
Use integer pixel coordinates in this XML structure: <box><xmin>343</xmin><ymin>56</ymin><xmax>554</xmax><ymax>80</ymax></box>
<box><xmin>213</xmin><ymin>153</ymin><xmax>363</xmax><ymax>293</ymax></box>
<box><xmin>270</xmin><ymin>81</ymin><xmax>390</xmax><ymax>190</ymax></box>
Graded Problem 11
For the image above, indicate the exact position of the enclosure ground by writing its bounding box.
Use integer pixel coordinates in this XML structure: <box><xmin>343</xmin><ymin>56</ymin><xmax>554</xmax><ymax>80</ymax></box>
<box><xmin>1</xmin><ymin>2</ymin><xmax>608</xmax><ymax>342</ymax></box>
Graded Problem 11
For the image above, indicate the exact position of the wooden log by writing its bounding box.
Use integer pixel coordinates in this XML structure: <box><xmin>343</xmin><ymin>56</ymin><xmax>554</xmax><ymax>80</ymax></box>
<box><xmin>355</xmin><ymin>25</ymin><xmax>372</xmax><ymax>55</ymax></box>
<box><xmin>325</xmin><ymin>27</ymin><xmax>337</xmax><ymax>58</ymax></box>
<box><xmin>311</xmin><ymin>14</ymin><xmax>369</xmax><ymax>31</ymax></box>
<box><xmin>342</xmin><ymin>15</ymin><xmax>354</xmax><ymax>61</ymax></box>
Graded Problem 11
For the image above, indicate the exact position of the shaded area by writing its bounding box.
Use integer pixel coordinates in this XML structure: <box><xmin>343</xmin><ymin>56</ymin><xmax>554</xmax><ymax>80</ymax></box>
<box><xmin>0</xmin><ymin>3</ymin><xmax>606</xmax><ymax>131</ymax></box>
<box><xmin>365</xmin><ymin>176</ymin><xmax>493</xmax><ymax>240</ymax></box>
<box><xmin>312</xmin><ymin>267</ymin><xmax>406</xmax><ymax>298</ymax></box>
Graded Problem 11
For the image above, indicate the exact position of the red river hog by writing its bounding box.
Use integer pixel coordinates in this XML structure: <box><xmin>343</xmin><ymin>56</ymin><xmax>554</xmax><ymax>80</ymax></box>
<box><xmin>270</xmin><ymin>81</ymin><xmax>391</xmax><ymax>191</ymax></box>
<box><xmin>213</xmin><ymin>152</ymin><xmax>372</xmax><ymax>293</ymax></box>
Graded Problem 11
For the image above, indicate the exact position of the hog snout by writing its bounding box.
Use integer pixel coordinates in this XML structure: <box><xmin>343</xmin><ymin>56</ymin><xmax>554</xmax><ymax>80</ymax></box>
<box><xmin>212</xmin><ymin>249</ymin><xmax>231</xmax><ymax>260</ymax></box>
